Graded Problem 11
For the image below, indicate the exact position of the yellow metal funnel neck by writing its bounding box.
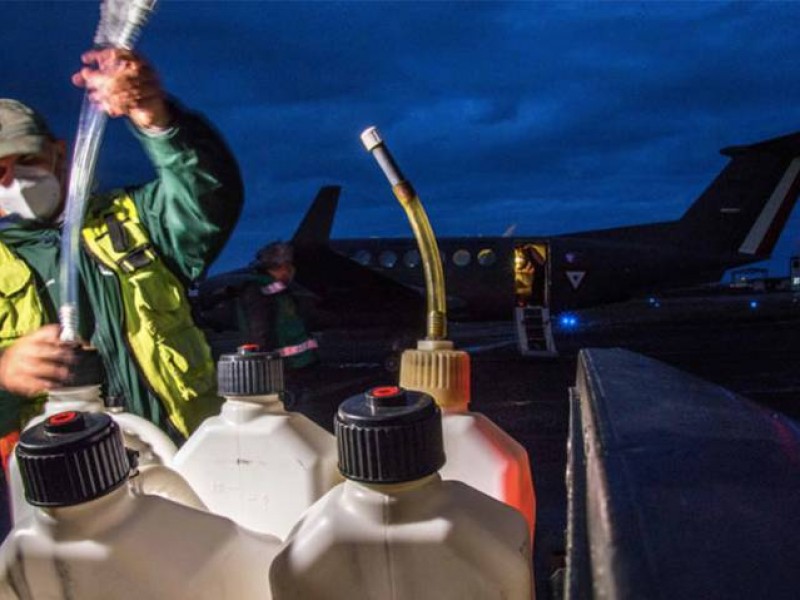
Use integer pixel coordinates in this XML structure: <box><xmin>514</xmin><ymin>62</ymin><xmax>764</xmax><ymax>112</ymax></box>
<box><xmin>360</xmin><ymin>126</ymin><xmax>447</xmax><ymax>341</ymax></box>
<box><xmin>399</xmin><ymin>341</ymin><xmax>470</xmax><ymax>411</ymax></box>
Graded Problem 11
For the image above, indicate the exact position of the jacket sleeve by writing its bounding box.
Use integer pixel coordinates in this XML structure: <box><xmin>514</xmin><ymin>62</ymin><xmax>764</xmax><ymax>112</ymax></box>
<box><xmin>129</xmin><ymin>99</ymin><xmax>244</xmax><ymax>283</ymax></box>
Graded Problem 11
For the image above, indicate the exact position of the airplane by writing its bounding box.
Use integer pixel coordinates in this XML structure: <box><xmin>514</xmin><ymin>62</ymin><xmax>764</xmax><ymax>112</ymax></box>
<box><xmin>193</xmin><ymin>130</ymin><xmax>800</xmax><ymax>355</ymax></box>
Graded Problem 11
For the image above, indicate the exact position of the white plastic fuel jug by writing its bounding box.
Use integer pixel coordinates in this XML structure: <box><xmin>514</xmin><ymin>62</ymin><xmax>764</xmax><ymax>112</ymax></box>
<box><xmin>400</xmin><ymin>341</ymin><xmax>536</xmax><ymax>541</ymax></box>
<box><xmin>0</xmin><ymin>411</ymin><xmax>280</xmax><ymax>599</ymax></box>
<box><xmin>8</xmin><ymin>347</ymin><xmax>201</xmax><ymax>525</ymax></box>
<box><xmin>172</xmin><ymin>345</ymin><xmax>340</xmax><ymax>540</ymax></box>
<box><xmin>269</xmin><ymin>386</ymin><xmax>534</xmax><ymax>600</ymax></box>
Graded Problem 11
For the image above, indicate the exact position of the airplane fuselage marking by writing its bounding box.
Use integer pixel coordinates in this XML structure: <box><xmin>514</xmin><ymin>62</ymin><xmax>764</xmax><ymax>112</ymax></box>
<box><xmin>566</xmin><ymin>270</ymin><xmax>586</xmax><ymax>290</ymax></box>
<box><xmin>739</xmin><ymin>157</ymin><xmax>800</xmax><ymax>255</ymax></box>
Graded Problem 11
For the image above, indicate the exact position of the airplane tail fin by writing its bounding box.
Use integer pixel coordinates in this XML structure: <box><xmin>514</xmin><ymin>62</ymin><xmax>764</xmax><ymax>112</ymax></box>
<box><xmin>292</xmin><ymin>185</ymin><xmax>341</xmax><ymax>246</ymax></box>
<box><xmin>677</xmin><ymin>131</ymin><xmax>800</xmax><ymax>258</ymax></box>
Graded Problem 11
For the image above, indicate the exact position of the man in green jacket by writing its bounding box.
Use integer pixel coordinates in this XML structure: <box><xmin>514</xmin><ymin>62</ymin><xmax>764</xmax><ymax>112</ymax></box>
<box><xmin>238</xmin><ymin>241</ymin><xmax>319</xmax><ymax>371</ymax></box>
<box><xmin>0</xmin><ymin>48</ymin><xmax>243</xmax><ymax>450</ymax></box>
<box><xmin>236</xmin><ymin>241</ymin><xmax>320</xmax><ymax>409</ymax></box>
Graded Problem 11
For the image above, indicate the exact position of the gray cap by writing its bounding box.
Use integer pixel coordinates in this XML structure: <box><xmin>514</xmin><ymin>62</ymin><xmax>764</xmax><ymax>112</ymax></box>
<box><xmin>0</xmin><ymin>99</ymin><xmax>54</xmax><ymax>159</ymax></box>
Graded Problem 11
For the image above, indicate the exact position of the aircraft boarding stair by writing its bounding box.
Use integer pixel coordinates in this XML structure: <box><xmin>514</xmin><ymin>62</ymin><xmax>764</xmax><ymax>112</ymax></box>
<box><xmin>515</xmin><ymin>305</ymin><xmax>557</xmax><ymax>357</ymax></box>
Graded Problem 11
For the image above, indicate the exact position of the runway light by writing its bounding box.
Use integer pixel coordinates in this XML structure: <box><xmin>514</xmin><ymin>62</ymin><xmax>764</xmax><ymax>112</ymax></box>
<box><xmin>558</xmin><ymin>314</ymin><xmax>579</xmax><ymax>329</ymax></box>
<box><xmin>749</xmin><ymin>300</ymin><xmax>759</xmax><ymax>310</ymax></box>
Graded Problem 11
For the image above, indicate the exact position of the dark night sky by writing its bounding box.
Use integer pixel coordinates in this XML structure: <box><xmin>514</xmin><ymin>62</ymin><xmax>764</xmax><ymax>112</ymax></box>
<box><xmin>4</xmin><ymin>1</ymin><xmax>800</xmax><ymax>276</ymax></box>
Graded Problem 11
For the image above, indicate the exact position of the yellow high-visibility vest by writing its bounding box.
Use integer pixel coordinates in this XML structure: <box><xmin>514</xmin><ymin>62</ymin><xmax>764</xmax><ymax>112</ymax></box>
<box><xmin>0</xmin><ymin>240</ymin><xmax>45</xmax><ymax>349</ymax></box>
<box><xmin>81</xmin><ymin>193</ymin><xmax>220</xmax><ymax>437</ymax></box>
<box><xmin>0</xmin><ymin>194</ymin><xmax>219</xmax><ymax>437</ymax></box>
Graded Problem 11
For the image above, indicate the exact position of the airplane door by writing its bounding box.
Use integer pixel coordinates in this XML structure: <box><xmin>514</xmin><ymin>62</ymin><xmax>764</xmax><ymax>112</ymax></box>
<box><xmin>514</xmin><ymin>243</ymin><xmax>549</xmax><ymax>308</ymax></box>
<box><xmin>514</xmin><ymin>242</ymin><xmax>557</xmax><ymax>356</ymax></box>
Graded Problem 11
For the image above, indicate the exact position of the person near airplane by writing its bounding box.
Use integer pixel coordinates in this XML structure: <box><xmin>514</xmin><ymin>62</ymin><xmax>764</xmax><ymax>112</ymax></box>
<box><xmin>0</xmin><ymin>48</ymin><xmax>243</xmax><ymax>456</ymax></box>
<box><xmin>238</xmin><ymin>242</ymin><xmax>319</xmax><ymax>375</ymax></box>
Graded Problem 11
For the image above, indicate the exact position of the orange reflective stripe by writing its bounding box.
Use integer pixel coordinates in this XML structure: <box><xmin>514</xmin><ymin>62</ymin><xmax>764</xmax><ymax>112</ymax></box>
<box><xmin>278</xmin><ymin>338</ymin><xmax>319</xmax><ymax>357</ymax></box>
<box><xmin>0</xmin><ymin>431</ymin><xmax>19</xmax><ymax>474</ymax></box>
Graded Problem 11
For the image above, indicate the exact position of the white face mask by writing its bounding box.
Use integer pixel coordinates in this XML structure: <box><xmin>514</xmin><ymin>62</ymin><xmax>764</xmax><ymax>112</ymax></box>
<box><xmin>0</xmin><ymin>165</ymin><xmax>62</xmax><ymax>222</ymax></box>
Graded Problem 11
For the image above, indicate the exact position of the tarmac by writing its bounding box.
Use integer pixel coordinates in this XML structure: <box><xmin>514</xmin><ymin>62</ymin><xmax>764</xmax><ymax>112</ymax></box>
<box><xmin>279</xmin><ymin>290</ymin><xmax>800</xmax><ymax>599</ymax></box>
<box><xmin>1</xmin><ymin>289</ymin><xmax>794</xmax><ymax>596</ymax></box>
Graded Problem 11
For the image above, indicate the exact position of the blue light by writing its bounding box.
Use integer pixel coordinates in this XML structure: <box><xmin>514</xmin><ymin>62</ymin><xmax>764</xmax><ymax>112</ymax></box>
<box><xmin>559</xmin><ymin>314</ymin><xmax>579</xmax><ymax>329</ymax></box>
<box><xmin>749</xmin><ymin>300</ymin><xmax>759</xmax><ymax>310</ymax></box>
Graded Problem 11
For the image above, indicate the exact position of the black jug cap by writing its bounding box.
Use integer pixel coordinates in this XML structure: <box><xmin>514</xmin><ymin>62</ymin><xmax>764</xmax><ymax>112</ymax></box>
<box><xmin>63</xmin><ymin>346</ymin><xmax>103</xmax><ymax>387</ymax></box>
<box><xmin>16</xmin><ymin>411</ymin><xmax>131</xmax><ymax>507</ymax></box>
<box><xmin>217</xmin><ymin>344</ymin><xmax>284</xmax><ymax>397</ymax></box>
<box><xmin>335</xmin><ymin>386</ymin><xmax>445</xmax><ymax>483</ymax></box>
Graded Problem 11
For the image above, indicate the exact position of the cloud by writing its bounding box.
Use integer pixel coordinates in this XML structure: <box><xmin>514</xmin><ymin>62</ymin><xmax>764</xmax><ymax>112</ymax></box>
<box><xmin>3</xmin><ymin>1</ymin><xmax>800</xmax><ymax>275</ymax></box>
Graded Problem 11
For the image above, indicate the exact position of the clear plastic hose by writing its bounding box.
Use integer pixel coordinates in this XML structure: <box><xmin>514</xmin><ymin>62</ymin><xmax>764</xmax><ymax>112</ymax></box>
<box><xmin>59</xmin><ymin>0</ymin><xmax>157</xmax><ymax>342</ymax></box>
<box><xmin>59</xmin><ymin>100</ymin><xmax>107</xmax><ymax>342</ymax></box>
<box><xmin>360</xmin><ymin>127</ymin><xmax>447</xmax><ymax>341</ymax></box>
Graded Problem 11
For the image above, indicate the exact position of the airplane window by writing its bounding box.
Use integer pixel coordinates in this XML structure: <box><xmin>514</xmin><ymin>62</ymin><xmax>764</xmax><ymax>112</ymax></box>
<box><xmin>453</xmin><ymin>249</ymin><xmax>471</xmax><ymax>267</ymax></box>
<box><xmin>352</xmin><ymin>250</ymin><xmax>372</xmax><ymax>266</ymax></box>
<box><xmin>477</xmin><ymin>249</ymin><xmax>496</xmax><ymax>267</ymax></box>
<box><xmin>403</xmin><ymin>249</ymin><xmax>421</xmax><ymax>268</ymax></box>
<box><xmin>379</xmin><ymin>250</ymin><xmax>398</xmax><ymax>269</ymax></box>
